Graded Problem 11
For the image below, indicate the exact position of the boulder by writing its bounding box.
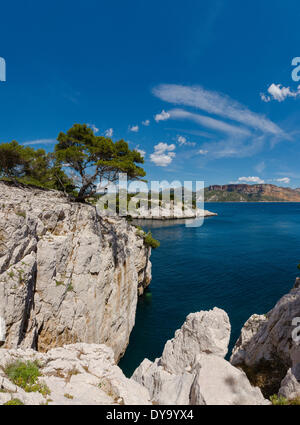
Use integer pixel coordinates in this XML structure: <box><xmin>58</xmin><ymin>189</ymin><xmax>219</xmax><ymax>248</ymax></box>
<box><xmin>133</xmin><ymin>308</ymin><xmax>267</xmax><ymax>405</ymax></box>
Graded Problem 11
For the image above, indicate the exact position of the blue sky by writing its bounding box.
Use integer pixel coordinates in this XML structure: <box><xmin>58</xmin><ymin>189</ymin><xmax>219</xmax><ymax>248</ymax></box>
<box><xmin>1</xmin><ymin>0</ymin><xmax>300</xmax><ymax>188</ymax></box>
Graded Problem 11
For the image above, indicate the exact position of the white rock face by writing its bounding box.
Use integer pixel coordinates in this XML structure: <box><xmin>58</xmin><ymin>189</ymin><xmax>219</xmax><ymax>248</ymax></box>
<box><xmin>231</xmin><ymin>279</ymin><xmax>300</xmax><ymax>399</ymax></box>
<box><xmin>190</xmin><ymin>354</ymin><xmax>268</xmax><ymax>405</ymax></box>
<box><xmin>132</xmin><ymin>308</ymin><xmax>267</xmax><ymax>405</ymax></box>
<box><xmin>160</xmin><ymin>309</ymin><xmax>231</xmax><ymax>374</ymax></box>
<box><xmin>0</xmin><ymin>343</ymin><xmax>150</xmax><ymax>405</ymax></box>
<box><xmin>279</xmin><ymin>367</ymin><xmax>300</xmax><ymax>400</ymax></box>
<box><xmin>129</xmin><ymin>202</ymin><xmax>217</xmax><ymax>220</ymax></box>
<box><xmin>0</xmin><ymin>182</ymin><xmax>151</xmax><ymax>360</ymax></box>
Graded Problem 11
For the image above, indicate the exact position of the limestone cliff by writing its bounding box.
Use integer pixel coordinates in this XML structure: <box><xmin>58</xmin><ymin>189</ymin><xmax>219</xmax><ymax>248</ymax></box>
<box><xmin>231</xmin><ymin>278</ymin><xmax>300</xmax><ymax>399</ymax></box>
<box><xmin>0</xmin><ymin>182</ymin><xmax>151</xmax><ymax>361</ymax></box>
<box><xmin>205</xmin><ymin>183</ymin><xmax>300</xmax><ymax>202</ymax></box>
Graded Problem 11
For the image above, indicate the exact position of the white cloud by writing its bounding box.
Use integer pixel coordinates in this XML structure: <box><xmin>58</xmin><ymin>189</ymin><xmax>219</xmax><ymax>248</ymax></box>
<box><xmin>23</xmin><ymin>139</ymin><xmax>56</xmax><ymax>146</ymax></box>
<box><xmin>105</xmin><ymin>128</ymin><xmax>114</xmax><ymax>137</ymax></box>
<box><xmin>135</xmin><ymin>148</ymin><xmax>146</xmax><ymax>158</ymax></box>
<box><xmin>150</xmin><ymin>142</ymin><xmax>176</xmax><ymax>167</ymax></box>
<box><xmin>154</xmin><ymin>110</ymin><xmax>170</xmax><ymax>122</ymax></box>
<box><xmin>87</xmin><ymin>123</ymin><xmax>99</xmax><ymax>133</ymax></box>
<box><xmin>260</xmin><ymin>93</ymin><xmax>271</xmax><ymax>102</ymax></box>
<box><xmin>177</xmin><ymin>135</ymin><xmax>196</xmax><ymax>146</ymax></box>
<box><xmin>153</xmin><ymin>84</ymin><xmax>283</xmax><ymax>136</ymax></box>
<box><xmin>142</xmin><ymin>119</ymin><xmax>150</xmax><ymax>126</ymax></box>
<box><xmin>177</xmin><ymin>135</ymin><xmax>186</xmax><ymax>145</ymax></box>
<box><xmin>261</xmin><ymin>83</ymin><xmax>300</xmax><ymax>103</ymax></box>
<box><xmin>275</xmin><ymin>177</ymin><xmax>290</xmax><ymax>184</ymax></box>
<box><xmin>198</xmin><ymin>149</ymin><xmax>208</xmax><ymax>155</ymax></box>
<box><xmin>129</xmin><ymin>125</ymin><xmax>139</xmax><ymax>132</ymax></box>
<box><xmin>170</xmin><ymin>108</ymin><xmax>251</xmax><ymax>136</ymax></box>
<box><xmin>237</xmin><ymin>176</ymin><xmax>265</xmax><ymax>184</ymax></box>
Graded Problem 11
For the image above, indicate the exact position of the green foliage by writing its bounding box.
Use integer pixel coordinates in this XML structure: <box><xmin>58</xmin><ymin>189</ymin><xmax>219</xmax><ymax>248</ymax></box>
<box><xmin>0</xmin><ymin>124</ymin><xmax>147</xmax><ymax>202</ymax></box>
<box><xmin>4</xmin><ymin>360</ymin><xmax>49</xmax><ymax>395</ymax></box>
<box><xmin>3</xmin><ymin>398</ymin><xmax>24</xmax><ymax>405</ymax></box>
<box><xmin>270</xmin><ymin>394</ymin><xmax>300</xmax><ymax>405</ymax></box>
<box><xmin>0</xmin><ymin>141</ymin><xmax>75</xmax><ymax>194</ymax></box>
<box><xmin>270</xmin><ymin>394</ymin><xmax>289</xmax><ymax>405</ymax></box>
<box><xmin>0</xmin><ymin>141</ymin><xmax>25</xmax><ymax>178</ymax></box>
<box><xmin>55</xmin><ymin>124</ymin><xmax>146</xmax><ymax>200</ymax></box>
<box><xmin>67</xmin><ymin>283</ymin><xmax>74</xmax><ymax>291</ymax></box>
<box><xmin>15</xmin><ymin>210</ymin><xmax>26</xmax><ymax>219</ymax></box>
<box><xmin>297</xmin><ymin>263</ymin><xmax>300</xmax><ymax>270</ymax></box>
<box><xmin>143</xmin><ymin>231</ymin><xmax>160</xmax><ymax>249</ymax></box>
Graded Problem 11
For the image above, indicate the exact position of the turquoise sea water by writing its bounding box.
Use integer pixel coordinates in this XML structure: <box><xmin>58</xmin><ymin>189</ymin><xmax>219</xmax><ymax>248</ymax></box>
<box><xmin>119</xmin><ymin>203</ymin><xmax>300</xmax><ymax>377</ymax></box>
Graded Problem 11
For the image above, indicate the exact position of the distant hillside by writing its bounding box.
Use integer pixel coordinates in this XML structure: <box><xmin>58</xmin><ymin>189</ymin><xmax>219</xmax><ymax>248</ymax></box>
<box><xmin>204</xmin><ymin>184</ymin><xmax>300</xmax><ymax>202</ymax></box>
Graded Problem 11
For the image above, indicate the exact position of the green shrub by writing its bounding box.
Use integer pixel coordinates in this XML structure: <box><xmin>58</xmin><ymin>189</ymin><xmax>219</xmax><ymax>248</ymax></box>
<box><xmin>270</xmin><ymin>394</ymin><xmax>289</xmax><ymax>405</ymax></box>
<box><xmin>4</xmin><ymin>360</ymin><xmax>49</xmax><ymax>395</ymax></box>
<box><xmin>15</xmin><ymin>211</ymin><xmax>26</xmax><ymax>219</ymax></box>
<box><xmin>3</xmin><ymin>398</ymin><xmax>24</xmax><ymax>405</ymax></box>
<box><xmin>143</xmin><ymin>232</ymin><xmax>160</xmax><ymax>249</ymax></box>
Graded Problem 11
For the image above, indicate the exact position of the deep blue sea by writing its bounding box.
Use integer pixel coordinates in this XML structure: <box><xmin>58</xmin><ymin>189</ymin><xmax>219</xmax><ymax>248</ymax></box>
<box><xmin>119</xmin><ymin>203</ymin><xmax>300</xmax><ymax>377</ymax></box>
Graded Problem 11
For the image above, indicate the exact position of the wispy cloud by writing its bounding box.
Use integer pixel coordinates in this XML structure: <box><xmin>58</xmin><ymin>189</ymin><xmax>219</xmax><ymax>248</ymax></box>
<box><xmin>105</xmin><ymin>128</ymin><xmax>113</xmax><ymax>137</ymax></box>
<box><xmin>142</xmin><ymin>119</ymin><xmax>150</xmax><ymax>126</ymax></box>
<box><xmin>261</xmin><ymin>83</ymin><xmax>300</xmax><ymax>102</ymax></box>
<box><xmin>177</xmin><ymin>135</ymin><xmax>196</xmax><ymax>146</ymax></box>
<box><xmin>169</xmin><ymin>108</ymin><xmax>251</xmax><ymax>136</ymax></box>
<box><xmin>153</xmin><ymin>84</ymin><xmax>284</xmax><ymax>136</ymax></box>
<box><xmin>255</xmin><ymin>161</ymin><xmax>266</xmax><ymax>174</ymax></box>
<box><xmin>87</xmin><ymin>123</ymin><xmax>99</xmax><ymax>134</ymax></box>
<box><xmin>150</xmin><ymin>142</ymin><xmax>176</xmax><ymax>167</ymax></box>
<box><xmin>152</xmin><ymin>83</ymin><xmax>291</xmax><ymax>159</ymax></box>
<box><xmin>23</xmin><ymin>139</ymin><xmax>56</xmax><ymax>146</ymax></box>
<box><xmin>275</xmin><ymin>177</ymin><xmax>290</xmax><ymax>184</ymax></box>
<box><xmin>129</xmin><ymin>125</ymin><xmax>139</xmax><ymax>132</ymax></box>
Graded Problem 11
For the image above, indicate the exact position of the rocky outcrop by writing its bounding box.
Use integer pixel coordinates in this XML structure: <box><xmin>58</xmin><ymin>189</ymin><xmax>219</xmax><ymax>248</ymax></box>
<box><xmin>132</xmin><ymin>308</ymin><xmax>268</xmax><ymax>405</ymax></box>
<box><xmin>231</xmin><ymin>278</ymin><xmax>300</xmax><ymax>399</ymax></box>
<box><xmin>129</xmin><ymin>203</ymin><xmax>217</xmax><ymax>220</ymax></box>
<box><xmin>0</xmin><ymin>182</ymin><xmax>151</xmax><ymax>360</ymax></box>
<box><xmin>0</xmin><ymin>343</ymin><xmax>150</xmax><ymax>405</ymax></box>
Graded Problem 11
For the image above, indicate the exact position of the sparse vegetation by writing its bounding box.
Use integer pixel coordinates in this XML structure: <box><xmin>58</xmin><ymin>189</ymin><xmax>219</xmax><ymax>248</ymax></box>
<box><xmin>143</xmin><ymin>231</ymin><xmax>160</xmax><ymax>249</ymax></box>
<box><xmin>67</xmin><ymin>283</ymin><xmax>74</xmax><ymax>292</ymax></box>
<box><xmin>64</xmin><ymin>393</ymin><xmax>74</xmax><ymax>399</ymax></box>
<box><xmin>15</xmin><ymin>210</ymin><xmax>26</xmax><ymax>219</ymax></box>
<box><xmin>4</xmin><ymin>360</ymin><xmax>50</xmax><ymax>396</ymax></box>
<box><xmin>270</xmin><ymin>394</ymin><xmax>300</xmax><ymax>405</ymax></box>
<box><xmin>3</xmin><ymin>398</ymin><xmax>24</xmax><ymax>405</ymax></box>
